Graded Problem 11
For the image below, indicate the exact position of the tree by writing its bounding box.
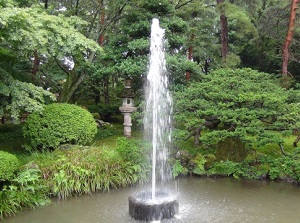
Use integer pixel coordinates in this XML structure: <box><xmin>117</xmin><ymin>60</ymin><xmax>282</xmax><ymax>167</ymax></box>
<box><xmin>217</xmin><ymin>0</ymin><xmax>229</xmax><ymax>61</ymax></box>
<box><xmin>282</xmin><ymin>0</ymin><xmax>299</xmax><ymax>76</ymax></box>
<box><xmin>175</xmin><ymin>0</ymin><xmax>219</xmax><ymax>76</ymax></box>
<box><xmin>240</xmin><ymin>0</ymin><xmax>300</xmax><ymax>76</ymax></box>
<box><xmin>0</xmin><ymin>67</ymin><xmax>56</xmax><ymax>122</ymax></box>
<box><xmin>174</xmin><ymin>68</ymin><xmax>300</xmax><ymax>154</ymax></box>
<box><xmin>0</xmin><ymin>2</ymin><xmax>101</xmax><ymax>109</ymax></box>
<box><xmin>101</xmin><ymin>0</ymin><xmax>191</xmax><ymax>89</ymax></box>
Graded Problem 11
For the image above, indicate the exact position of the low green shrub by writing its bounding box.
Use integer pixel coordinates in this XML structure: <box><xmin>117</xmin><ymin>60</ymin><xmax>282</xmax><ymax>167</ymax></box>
<box><xmin>33</xmin><ymin>143</ymin><xmax>149</xmax><ymax>199</ymax></box>
<box><xmin>87</xmin><ymin>104</ymin><xmax>120</xmax><ymax>121</ymax></box>
<box><xmin>268</xmin><ymin>156</ymin><xmax>300</xmax><ymax>182</ymax></box>
<box><xmin>172</xmin><ymin>160</ymin><xmax>188</xmax><ymax>177</ymax></box>
<box><xmin>0</xmin><ymin>164</ymin><xmax>50</xmax><ymax>219</ymax></box>
<box><xmin>208</xmin><ymin>160</ymin><xmax>239</xmax><ymax>177</ymax></box>
<box><xmin>23</xmin><ymin>103</ymin><xmax>97</xmax><ymax>151</ymax></box>
<box><xmin>115</xmin><ymin>137</ymin><xmax>148</xmax><ymax>165</ymax></box>
<box><xmin>192</xmin><ymin>153</ymin><xmax>207</xmax><ymax>175</ymax></box>
<box><xmin>0</xmin><ymin>151</ymin><xmax>19</xmax><ymax>181</ymax></box>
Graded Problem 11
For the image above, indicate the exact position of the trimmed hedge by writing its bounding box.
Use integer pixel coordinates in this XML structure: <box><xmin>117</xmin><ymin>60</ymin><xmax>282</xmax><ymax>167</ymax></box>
<box><xmin>0</xmin><ymin>151</ymin><xmax>19</xmax><ymax>181</ymax></box>
<box><xmin>23</xmin><ymin>103</ymin><xmax>97</xmax><ymax>150</ymax></box>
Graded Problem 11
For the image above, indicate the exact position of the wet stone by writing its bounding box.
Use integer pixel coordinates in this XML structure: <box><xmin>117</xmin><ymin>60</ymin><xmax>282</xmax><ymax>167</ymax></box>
<box><xmin>128</xmin><ymin>191</ymin><xmax>179</xmax><ymax>221</ymax></box>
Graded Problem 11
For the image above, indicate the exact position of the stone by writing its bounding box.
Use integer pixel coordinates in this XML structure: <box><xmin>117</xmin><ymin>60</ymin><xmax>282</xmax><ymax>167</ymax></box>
<box><xmin>129</xmin><ymin>190</ymin><xmax>179</xmax><ymax>221</ymax></box>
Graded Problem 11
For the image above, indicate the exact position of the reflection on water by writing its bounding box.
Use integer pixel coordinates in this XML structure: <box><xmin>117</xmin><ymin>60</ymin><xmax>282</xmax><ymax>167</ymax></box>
<box><xmin>5</xmin><ymin>177</ymin><xmax>300</xmax><ymax>223</ymax></box>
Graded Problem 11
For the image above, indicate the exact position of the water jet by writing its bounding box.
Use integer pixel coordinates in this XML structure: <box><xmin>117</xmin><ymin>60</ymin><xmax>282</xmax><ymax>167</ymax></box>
<box><xmin>128</xmin><ymin>18</ymin><xmax>178</xmax><ymax>221</ymax></box>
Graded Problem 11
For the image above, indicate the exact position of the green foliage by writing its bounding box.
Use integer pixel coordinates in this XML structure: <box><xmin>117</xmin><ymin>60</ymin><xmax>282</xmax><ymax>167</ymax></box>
<box><xmin>268</xmin><ymin>156</ymin><xmax>300</xmax><ymax>182</ymax></box>
<box><xmin>0</xmin><ymin>6</ymin><xmax>100</xmax><ymax>58</ymax></box>
<box><xmin>95</xmin><ymin>126</ymin><xmax>120</xmax><ymax>140</ymax></box>
<box><xmin>0</xmin><ymin>151</ymin><xmax>19</xmax><ymax>181</ymax></box>
<box><xmin>0</xmin><ymin>72</ymin><xmax>56</xmax><ymax>120</ymax></box>
<box><xmin>222</xmin><ymin>53</ymin><xmax>241</xmax><ymax>68</ymax></box>
<box><xmin>0</xmin><ymin>3</ymin><xmax>102</xmax><ymax>105</ymax></box>
<box><xmin>0</xmin><ymin>164</ymin><xmax>50</xmax><ymax>219</ymax></box>
<box><xmin>34</xmin><ymin>144</ymin><xmax>149</xmax><ymax>199</ymax></box>
<box><xmin>142</xmin><ymin>0</ymin><xmax>174</xmax><ymax>15</ymax></box>
<box><xmin>208</xmin><ymin>160</ymin><xmax>239</xmax><ymax>177</ymax></box>
<box><xmin>115</xmin><ymin>137</ymin><xmax>149</xmax><ymax>169</ymax></box>
<box><xmin>192</xmin><ymin>153</ymin><xmax>207</xmax><ymax>175</ymax></box>
<box><xmin>0</xmin><ymin>124</ymin><xmax>24</xmax><ymax>154</ymax></box>
<box><xmin>174</xmin><ymin>68</ymin><xmax>300</xmax><ymax>149</ymax></box>
<box><xmin>23</xmin><ymin>103</ymin><xmax>97</xmax><ymax>150</ymax></box>
<box><xmin>88</xmin><ymin>104</ymin><xmax>120</xmax><ymax>121</ymax></box>
<box><xmin>172</xmin><ymin>160</ymin><xmax>188</xmax><ymax>177</ymax></box>
<box><xmin>185</xmin><ymin>149</ymin><xmax>300</xmax><ymax>183</ymax></box>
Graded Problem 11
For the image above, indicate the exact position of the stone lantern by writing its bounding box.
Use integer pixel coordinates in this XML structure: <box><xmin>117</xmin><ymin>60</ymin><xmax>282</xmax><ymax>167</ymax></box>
<box><xmin>119</xmin><ymin>78</ymin><xmax>137</xmax><ymax>138</ymax></box>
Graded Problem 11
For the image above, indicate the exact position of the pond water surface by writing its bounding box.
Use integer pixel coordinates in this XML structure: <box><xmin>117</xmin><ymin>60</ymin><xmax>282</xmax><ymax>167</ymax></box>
<box><xmin>5</xmin><ymin>177</ymin><xmax>300</xmax><ymax>223</ymax></box>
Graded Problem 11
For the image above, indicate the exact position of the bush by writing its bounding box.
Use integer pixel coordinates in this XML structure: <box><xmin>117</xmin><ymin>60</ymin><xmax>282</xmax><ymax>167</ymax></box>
<box><xmin>34</xmin><ymin>145</ymin><xmax>149</xmax><ymax>199</ymax></box>
<box><xmin>0</xmin><ymin>164</ymin><xmax>50</xmax><ymax>219</ymax></box>
<box><xmin>208</xmin><ymin>160</ymin><xmax>239</xmax><ymax>177</ymax></box>
<box><xmin>87</xmin><ymin>104</ymin><xmax>120</xmax><ymax>121</ymax></box>
<box><xmin>23</xmin><ymin>103</ymin><xmax>97</xmax><ymax>150</ymax></box>
<box><xmin>0</xmin><ymin>151</ymin><xmax>19</xmax><ymax>181</ymax></box>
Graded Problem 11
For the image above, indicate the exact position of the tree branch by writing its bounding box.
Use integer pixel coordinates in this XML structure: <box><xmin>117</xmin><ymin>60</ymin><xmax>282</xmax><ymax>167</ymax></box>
<box><xmin>54</xmin><ymin>57</ymin><xmax>71</xmax><ymax>76</ymax></box>
<box><xmin>278</xmin><ymin>143</ymin><xmax>287</xmax><ymax>156</ymax></box>
<box><xmin>175</xmin><ymin>0</ymin><xmax>195</xmax><ymax>10</ymax></box>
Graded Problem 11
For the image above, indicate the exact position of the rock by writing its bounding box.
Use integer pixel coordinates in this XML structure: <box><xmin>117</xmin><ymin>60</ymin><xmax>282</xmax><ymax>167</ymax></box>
<box><xmin>95</xmin><ymin>119</ymin><xmax>112</xmax><ymax>128</ymax></box>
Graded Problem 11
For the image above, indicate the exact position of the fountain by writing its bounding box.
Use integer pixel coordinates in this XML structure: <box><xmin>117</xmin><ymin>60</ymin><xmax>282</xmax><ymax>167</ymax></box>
<box><xmin>128</xmin><ymin>18</ymin><xmax>179</xmax><ymax>221</ymax></box>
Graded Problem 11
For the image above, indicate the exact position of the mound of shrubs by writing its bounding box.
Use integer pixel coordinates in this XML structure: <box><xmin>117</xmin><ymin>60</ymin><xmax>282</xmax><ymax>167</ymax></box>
<box><xmin>23</xmin><ymin>103</ymin><xmax>97</xmax><ymax>150</ymax></box>
<box><xmin>0</xmin><ymin>151</ymin><xmax>19</xmax><ymax>181</ymax></box>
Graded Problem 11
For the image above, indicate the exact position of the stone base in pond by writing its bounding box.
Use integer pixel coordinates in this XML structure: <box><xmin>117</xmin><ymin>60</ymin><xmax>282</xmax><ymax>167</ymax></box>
<box><xmin>128</xmin><ymin>190</ymin><xmax>179</xmax><ymax>221</ymax></box>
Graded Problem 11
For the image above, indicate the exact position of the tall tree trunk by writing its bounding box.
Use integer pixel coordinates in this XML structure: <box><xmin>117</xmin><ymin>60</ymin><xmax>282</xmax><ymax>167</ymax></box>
<box><xmin>75</xmin><ymin>0</ymin><xmax>80</xmax><ymax>16</ymax></box>
<box><xmin>32</xmin><ymin>50</ymin><xmax>40</xmax><ymax>83</ymax></box>
<box><xmin>217</xmin><ymin>0</ymin><xmax>229</xmax><ymax>60</ymax></box>
<box><xmin>282</xmin><ymin>0</ymin><xmax>299</xmax><ymax>76</ymax></box>
<box><xmin>98</xmin><ymin>0</ymin><xmax>105</xmax><ymax>45</ymax></box>
<box><xmin>58</xmin><ymin>71</ymin><xmax>87</xmax><ymax>103</ymax></box>
<box><xmin>103</xmin><ymin>76</ymin><xmax>110</xmax><ymax>105</ymax></box>
<box><xmin>44</xmin><ymin>0</ymin><xmax>48</xmax><ymax>9</ymax></box>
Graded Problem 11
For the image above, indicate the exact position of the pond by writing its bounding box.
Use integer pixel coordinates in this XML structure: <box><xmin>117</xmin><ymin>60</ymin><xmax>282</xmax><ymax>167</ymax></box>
<box><xmin>5</xmin><ymin>177</ymin><xmax>300</xmax><ymax>223</ymax></box>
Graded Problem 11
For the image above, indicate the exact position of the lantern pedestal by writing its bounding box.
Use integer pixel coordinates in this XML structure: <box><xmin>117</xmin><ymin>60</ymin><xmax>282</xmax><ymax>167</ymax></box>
<box><xmin>119</xmin><ymin>78</ymin><xmax>136</xmax><ymax>138</ymax></box>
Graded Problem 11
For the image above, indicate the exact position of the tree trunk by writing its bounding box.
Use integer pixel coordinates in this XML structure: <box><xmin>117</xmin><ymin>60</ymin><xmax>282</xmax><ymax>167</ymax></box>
<box><xmin>217</xmin><ymin>0</ymin><xmax>229</xmax><ymax>60</ymax></box>
<box><xmin>75</xmin><ymin>0</ymin><xmax>80</xmax><ymax>16</ymax></box>
<box><xmin>103</xmin><ymin>76</ymin><xmax>110</xmax><ymax>105</ymax></box>
<box><xmin>58</xmin><ymin>71</ymin><xmax>87</xmax><ymax>103</ymax></box>
<box><xmin>279</xmin><ymin>143</ymin><xmax>287</xmax><ymax>156</ymax></box>
<box><xmin>293</xmin><ymin>134</ymin><xmax>300</xmax><ymax>147</ymax></box>
<box><xmin>44</xmin><ymin>0</ymin><xmax>48</xmax><ymax>9</ymax></box>
<box><xmin>98</xmin><ymin>0</ymin><xmax>105</xmax><ymax>45</ymax></box>
<box><xmin>32</xmin><ymin>50</ymin><xmax>40</xmax><ymax>83</ymax></box>
<box><xmin>282</xmin><ymin>0</ymin><xmax>299</xmax><ymax>76</ymax></box>
<box><xmin>185</xmin><ymin>118</ymin><xmax>221</xmax><ymax>145</ymax></box>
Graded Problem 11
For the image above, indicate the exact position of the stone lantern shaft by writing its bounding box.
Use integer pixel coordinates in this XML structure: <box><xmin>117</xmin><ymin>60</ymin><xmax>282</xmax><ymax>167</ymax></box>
<box><xmin>119</xmin><ymin>78</ymin><xmax>137</xmax><ymax>138</ymax></box>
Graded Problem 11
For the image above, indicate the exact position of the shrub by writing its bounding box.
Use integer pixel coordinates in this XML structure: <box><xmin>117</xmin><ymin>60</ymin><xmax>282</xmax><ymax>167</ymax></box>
<box><xmin>172</xmin><ymin>160</ymin><xmax>188</xmax><ymax>177</ymax></box>
<box><xmin>23</xmin><ymin>103</ymin><xmax>97</xmax><ymax>150</ymax></box>
<box><xmin>37</xmin><ymin>145</ymin><xmax>149</xmax><ymax>199</ymax></box>
<box><xmin>87</xmin><ymin>104</ymin><xmax>120</xmax><ymax>121</ymax></box>
<box><xmin>0</xmin><ymin>151</ymin><xmax>19</xmax><ymax>181</ymax></box>
<box><xmin>208</xmin><ymin>160</ymin><xmax>239</xmax><ymax>177</ymax></box>
<box><xmin>0</xmin><ymin>164</ymin><xmax>50</xmax><ymax>219</ymax></box>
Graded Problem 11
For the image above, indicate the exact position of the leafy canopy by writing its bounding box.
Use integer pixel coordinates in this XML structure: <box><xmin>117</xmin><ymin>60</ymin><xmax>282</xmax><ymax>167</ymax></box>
<box><xmin>174</xmin><ymin>68</ymin><xmax>300</xmax><ymax>147</ymax></box>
